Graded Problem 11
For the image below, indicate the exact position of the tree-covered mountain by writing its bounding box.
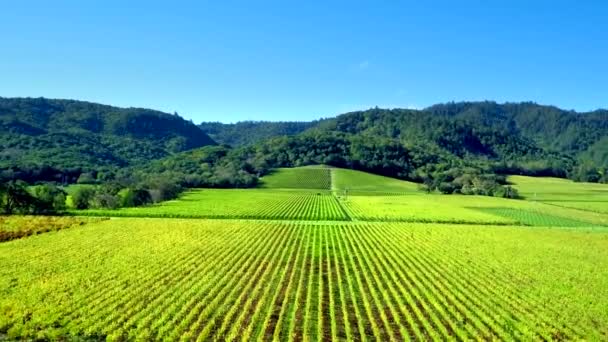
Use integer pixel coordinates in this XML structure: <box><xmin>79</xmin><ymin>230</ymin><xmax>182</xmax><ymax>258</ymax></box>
<box><xmin>198</xmin><ymin>121</ymin><xmax>318</xmax><ymax>146</ymax></box>
<box><xmin>425</xmin><ymin>101</ymin><xmax>608</xmax><ymax>167</ymax></box>
<box><xmin>0</xmin><ymin>97</ymin><xmax>216</xmax><ymax>181</ymax></box>
<box><xmin>1</xmin><ymin>98</ymin><xmax>606</xmax><ymax>188</ymax></box>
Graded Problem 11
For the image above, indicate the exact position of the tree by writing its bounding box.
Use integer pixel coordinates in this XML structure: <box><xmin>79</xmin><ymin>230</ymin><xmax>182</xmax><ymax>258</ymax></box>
<box><xmin>30</xmin><ymin>184</ymin><xmax>67</xmax><ymax>213</ymax></box>
<box><xmin>0</xmin><ymin>181</ymin><xmax>37</xmax><ymax>214</ymax></box>
<box><xmin>71</xmin><ymin>187</ymin><xmax>95</xmax><ymax>209</ymax></box>
<box><xmin>90</xmin><ymin>192</ymin><xmax>119</xmax><ymax>209</ymax></box>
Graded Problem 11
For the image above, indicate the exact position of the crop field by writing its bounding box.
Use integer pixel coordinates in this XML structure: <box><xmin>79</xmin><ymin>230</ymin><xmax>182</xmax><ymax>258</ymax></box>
<box><xmin>510</xmin><ymin>175</ymin><xmax>608</xmax><ymax>214</ymax></box>
<box><xmin>339</xmin><ymin>195</ymin><xmax>515</xmax><ymax>224</ymax></box>
<box><xmin>1</xmin><ymin>219</ymin><xmax>607</xmax><ymax>340</ymax></box>
<box><xmin>261</xmin><ymin>166</ymin><xmax>331</xmax><ymax>189</ymax></box>
<box><xmin>331</xmin><ymin>168</ymin><xmax>419</xmax><ymax>195</ymax></box>
<box><xmin>74</xmin><ymin>168</ymin><xmax>608</xmax><ymax>227</ymax></box>
<box><xmin>338</xmin><ymin>193</ymin><xmax>608</xmax><ymax>226</ymax></box>
<box><xmin>474</xmin><ymin>208</ymin><xmax>599</xmax><ymax>227</ymax></box>
<box><xmin>3</xmin><ymin>167</ymin><xmax>608</xmax><ymax>340</ymax></box>
<box><xmin>78</xmin><ymin>189</ymin><xmax>348</xmax><ymax>221</ymax></box>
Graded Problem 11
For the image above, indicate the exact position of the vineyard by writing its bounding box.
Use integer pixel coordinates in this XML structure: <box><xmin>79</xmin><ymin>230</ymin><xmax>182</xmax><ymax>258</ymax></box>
<box><xmin>475</xmin><ymin>208</ymin><xmax>599</xmax><ymax>227</ymax></box>
<box><xmin>2</xmin><ymin>167</ymin><xmax>608</xmax><ymax>340</ymax></box>
<box><xmin>510</xmin><ymin>175</ymin><xmax>608</xmax><ymax>214</ymax></box>
<box><xmin>73</xmin><ymin>168</ymin><xmax>608</xmax><ymax>227</ymax></box>
<box><xmin>261</xmin><ymin>166</ymin><xmax>332</xmax><ymax>190</ymax></box>
<box><xmin>0</xmin><ymin>219</ymin><xmax>607</xmax><ymax>340</ymax></box>
<box><xmin>331</xmin><ymin>168</ymin><xmax>419</xmax><ymax>195</ymax></box>
<box><xmin>78</xmin><ymin>189</ymin><xmax>348</xmax><ymax>221</ymax></box>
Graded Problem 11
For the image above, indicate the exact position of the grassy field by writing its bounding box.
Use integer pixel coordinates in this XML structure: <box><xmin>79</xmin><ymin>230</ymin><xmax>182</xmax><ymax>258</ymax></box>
<box><xmin>340</xmin><ymin>193</ymin><xmax>608</xmax><ymax>226</ymax></box>
<box><xmin>260</xmin><ymin>166</ymin><xmax>331</xmax><ymax>189</ymax></box>
<box><xmin>77</xmin><ymin>189</ymin><xmax>348</xmax><ymax>221</ymax></box>
<box><xmin>74</xmin><ymin>168</ymin><xmax>608</xmax><ymax>226</ymax></box>
<box><xmin>2</xmin><ymin>167</ymin><xmax>608</xmax><ymax>340</ymax></box>
<box><xmin>510</xmin><ymin>175</ymin><xmax>608</xmax><ymax>214</ymax></box>
<box><xmin>0</xmin><ymin>219</ymin><xmax>606</xmax><ymax>340</ymax></box>
<box><xmin>331</xmin><ymin>168</ymin><xmax>419</xmax><ymax>195</ymax></box>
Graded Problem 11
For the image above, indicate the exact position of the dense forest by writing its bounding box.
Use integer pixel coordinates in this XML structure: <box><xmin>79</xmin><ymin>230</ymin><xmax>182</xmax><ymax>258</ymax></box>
<box><xmin>1</xmin><ymin>98</ymin><xmax>606</xmax><ymax>213</ymax></box>
<box><xmin>0</xmin><ymin>97</ymin><xmax>215</xmax><ymax>182</ymax></box>
<box><xmin>199</xmin><ymin>121</ymin><xmax>317</xmax><ymax>146</ymax></box>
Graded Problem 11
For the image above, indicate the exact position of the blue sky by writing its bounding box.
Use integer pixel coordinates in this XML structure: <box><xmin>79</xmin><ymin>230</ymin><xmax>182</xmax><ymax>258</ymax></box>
<box><xmin>1</xmin><ymin>1</ymin><xmax>607</xmax><ymax>123</ymax></box>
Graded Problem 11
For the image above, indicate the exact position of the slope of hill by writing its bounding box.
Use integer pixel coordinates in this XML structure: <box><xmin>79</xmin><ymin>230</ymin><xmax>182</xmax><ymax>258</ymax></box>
<box><xmin>203</xmin><ymin>102</ymin><xmax>606</xmax><ymax>178</ymax></box>
<box><xmin>1</xmin><ymin>98</ymin><xmax>606</xmax><ymax>187</ymax></box>
<box><xmin>331</xmin><ymin>168</ymin><xmax>419</xmax><ymax>194</ymax></box>
<box><xmin>199</xmin><ymin>121</ymin><xmax>317</xmax><ymax>146</ymax></box>
<box><xmin>0</xmin><ymin>97</ymin><xmax>216</xmax><ymax>178</ymax></box>
<box><xmin>426</xmin><ymin>102</ymin><xmax>608</xmax><ymax>157</ymax></box>
<box><xmin>259</xmin><ymin>166</ymin><xmax>331</xmax><ymax>189</ymax></box>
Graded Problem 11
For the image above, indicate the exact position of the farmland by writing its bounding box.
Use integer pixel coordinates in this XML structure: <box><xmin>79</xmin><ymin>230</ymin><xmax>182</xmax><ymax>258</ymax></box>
<box><xmin>331</xmin><ymin>168</ymin><xmax>419</xmax><ymax>195</ymax></box>
<box><xmin>510</xmin><ymin>175</ymin><xmax>608</xmax><ymax>214</ymax></box>
<box><xmin>261</xmin><ymin>166</ymin><xmax>332</xmax><ymax>190</ymax></box>
<box><xmin>78</xmin><ymin>189</ymin><xmax>348</xmax><ymax>221</ymax></box>
<box><xmin>1</xmin><ymin>219</ymin><xmax>607</xmax><ymax>340</ymax></box>
<box><xmin>1</xmin><ymin>166</ymin><xmax>608</xmax><ymax>340</ymax></box>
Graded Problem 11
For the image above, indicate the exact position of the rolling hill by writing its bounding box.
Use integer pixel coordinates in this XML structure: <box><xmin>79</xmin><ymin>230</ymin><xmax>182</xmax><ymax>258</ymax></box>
<box><xmin>1</xmin><ymin>98</ymin><xmax>606</xmax><ymax>187</ymax></box>
<box><xmin>0</xmin><ymin>97</ymin><xmax>216</xmax><ymax>180</ymax></box>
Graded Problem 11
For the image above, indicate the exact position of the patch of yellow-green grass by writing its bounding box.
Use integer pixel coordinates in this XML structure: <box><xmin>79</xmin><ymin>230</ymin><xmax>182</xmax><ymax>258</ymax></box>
<box><xmin>75</xmin><ymin>189</ymin><xmax>347</xmax><ymax>221</ymax></box>
<box><xmin>0</xmin><ymin>216</ymin><xmax>103</xmax><ymax>242</ymax></box>
<box><xmin>509</xmin><ymin>175</ymin><xmax>608</xmax><ymax>201</ymax></box>
<box><xmin>509</xmin><ymin>175</ymin><xmax>608</xmax><ymax>215</ymax></box>
<box><xmin>331</xmin><ymin>168</ymin><xmax>419</xmax><ymax>195</ymax></box>
<box><xmin>0</xmin><ymin>219</ymin><xmax>607</xmax><ymax>340</ymax></box>
<box><xmin>340</xmin><ymin>193</ymin><xmax>608</xmax><ymax>226</ymax></box>
<box><xmin>260</xmin><ymin>167</ymin><xmax>331</xmax><ymax>190</ymax></box>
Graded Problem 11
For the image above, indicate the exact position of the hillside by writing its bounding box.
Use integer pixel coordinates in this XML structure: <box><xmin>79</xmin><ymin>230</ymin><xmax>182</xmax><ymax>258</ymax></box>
<box><xmin>260</xmin><ymin>166</ymin><xmax>331</xmax><ymax>190</ymax></box>
<box><xmin>225</xmin><ymin>103</ymin><xmax>606</xmax><ymax>183</ymax></box>
<box><xmin>426</xmin><ymin>102</ymin><xmax>608</xmax><ymax>167</ymax></box>
<box><xmin>1</xmin><ymin>98</ymin><xmax>606</xmax><ymax>186</ymax></box>
<box><xmin>331</xmin><ymin>168</ymin><xmax>419</xmax><ymax>194</ymax></box>
<box><xmin>206</xmin><ymin>102</ymin><xmax>607</xmax><ymax>177</ymax></box>
<box><xmin>199</xmin><ymin>121</ymin><xmax>317</xmax><ymax>146</ymax></box>
<box><xmin>0</xmin><ymin>97</ymin><xmax>216</xmax><ymax>179</ymax></box>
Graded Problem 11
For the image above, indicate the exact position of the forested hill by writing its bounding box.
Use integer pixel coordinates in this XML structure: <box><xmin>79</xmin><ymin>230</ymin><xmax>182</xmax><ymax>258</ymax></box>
<box><xmin>316</xmin><ymin>102</ymin><xmax>608</xmax><ymax>166</ymax></box>
<box><xmin>200</xmin><ymin>102</ymin><xmax>608</xmax><ymax>170</ymax></box>
<box><xmin>199</xmin><ymin>121</ymin><xmax>317</xmax><ymax>146</ymax></box>
<box><xmin>425</xmin><ymin>102</ymin><xmax>608</xmax><ymax>167</ymax></box>
<box><xmin>191</xmin><ymin>102</ymin><xmax>606</xmax><ymax>188</ymax></box>
<box><xmin>0</xmin><ymin>97</ymin><xmax>216</xmax><ymax>180</ymax></box>
<box><xmin>1</xmin><ymin>98</ymin><xmax>606</xmax><ymax>187</ymax></box>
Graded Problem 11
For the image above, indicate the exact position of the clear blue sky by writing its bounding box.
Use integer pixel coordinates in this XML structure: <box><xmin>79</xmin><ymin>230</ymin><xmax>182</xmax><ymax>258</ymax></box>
<box><xmin>1</xmin><ymin>1</ymin><xmax>606</xmax><ymax>123</ymax></box>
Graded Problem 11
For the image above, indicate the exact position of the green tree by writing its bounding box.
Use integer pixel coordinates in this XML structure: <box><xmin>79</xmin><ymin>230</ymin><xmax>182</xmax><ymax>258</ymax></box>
<box><xmin>0</xmin><ymin>181</ymin><xmax>36</xmax><ymax>214</ymax></box>
<box><xmin>30</xmin><ymin>184</ymin><xmax>67</xmax><ymax>213</ymax></box>
<box><xmin>71</xmin><ymin>187</ymin><xmax>95</xmax><ymax>209</ymax></box>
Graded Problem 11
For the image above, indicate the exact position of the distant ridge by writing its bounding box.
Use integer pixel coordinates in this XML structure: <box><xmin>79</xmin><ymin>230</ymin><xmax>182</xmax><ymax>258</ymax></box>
<box><xmin>0</xmin><ymin>97</ymin><xmax>216</xmax><ymax>172</ymax></box>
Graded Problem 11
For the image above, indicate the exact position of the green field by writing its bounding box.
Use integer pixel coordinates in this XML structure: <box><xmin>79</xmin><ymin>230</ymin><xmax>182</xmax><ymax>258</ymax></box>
<box><xmin>510</xmin><ymin>175</ymin><xmax>608</xmax><ymax>214</ymax></box>
<box><xmin>78</xmin><ymin>189</ymin><xmax>348</xmax><ymax>221</ymax></box>
<box><xmin>2</xmin><ymin>167</ymin><xmax>608</xmax><ymax>340</ymax></box>
<box><xmin>331</xmin><ymin>168</ymin><xmax>419</xmax><ymax>195</ymax></box>
<box><xmin>1</xmin><ymin>219</ymin><xmax>607</xmax><ymax>340</ymax></box>
<box><xmin>260</xmin><ymin>166</ymin><xmax>332</xmax><ymax>189</ymax></box>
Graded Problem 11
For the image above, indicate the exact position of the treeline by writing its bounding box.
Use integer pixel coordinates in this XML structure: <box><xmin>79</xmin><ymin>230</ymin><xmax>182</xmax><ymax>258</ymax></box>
<box><xmin>0</xmin><ymin>97</ymin><xmax>216</xmax><ymax>172</ymax></box>
<box><xmin>0</xmin><ymin>181</ymin><xmax>67</xmax><ymax>215</ymax></box>
<box><xmin>67</xmin><ymin>177</ymin><xmax>183</xmax><ymax>210</ymax></box>
<box><xmin>0</xmin><ymin>177</ymin><xmax>185</xmax><ymax>213</ymax></box>
<box><xmin>199</xmin><ymin>121</ymin><xmax>318</xmax><ymax>147</ymax></box>
<box><xmin>1</xmin><ymin>98</ymin><xmax>606</xmax><ymax>208</ymax></box>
